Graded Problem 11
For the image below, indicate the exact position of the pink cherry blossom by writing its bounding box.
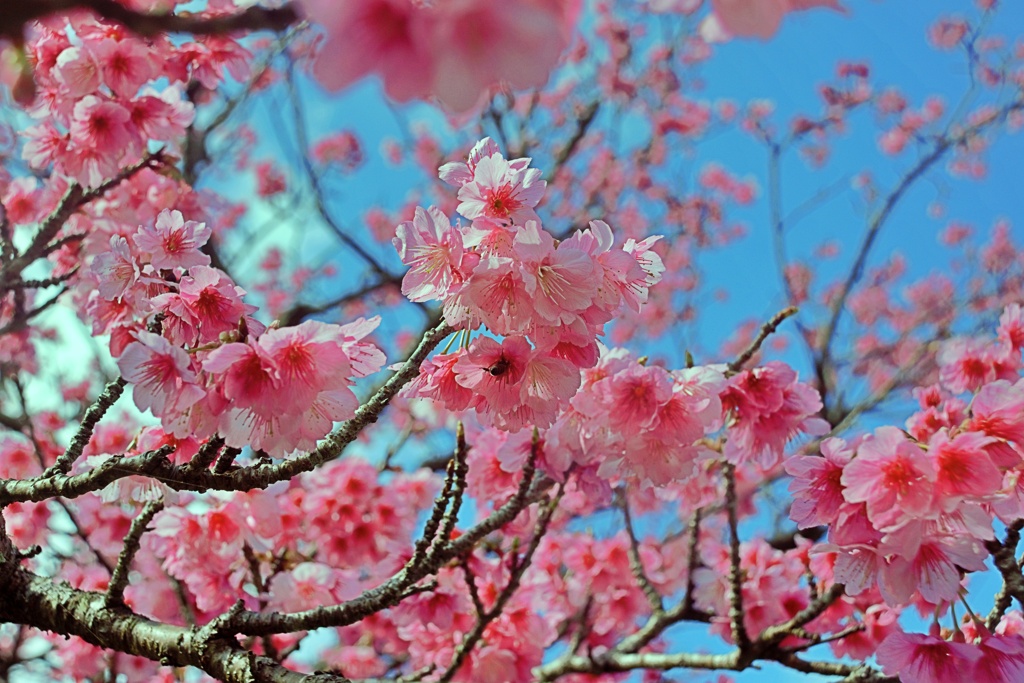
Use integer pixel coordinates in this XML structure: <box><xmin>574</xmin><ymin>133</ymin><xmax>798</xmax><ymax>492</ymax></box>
<box><xmin>462</xmin><ymin>256</ymin><xmax>534</xmax><ymax>334</ymax></box>
<box><xmin>973</xmin><ymin>634</ymin><xmax>1024</xmax><ymax>683</ymax></box>
<box><xmin>312</xmin><ymin>130</ymin><xmax>364</xmax><ymax>170</ymax></box>
<box><xmin>515</xmin><ymin>221</ymin><xmax>597</xmax><ymax>324</ymax></box>
<box><xmin>876</xmin><ymin>631</ymin><xmax>981</xmax><ymax>683</ymax></box>
<box><xmin>129</xmin><ymin>85</ymin><xmax>194</xmax><ymax>141</ymax></box>
<box><xmin>53</xmin><ymin>46</ymin><xmax>101</xmax><ymax>97</ymax></box>
<box><xmin>438</xmin><ymin>137</ymin><xmax>503</xmax><ymax>187</ymax></box>
<box><xmin>133</xmin><ymin>209</ymin><xmax>212</xmax><ymax>271</ymax></box>
<box><xmin>393</xmin><ymin>567</ymin><xmax>471</xmax><ymax>631</ymax></box>
<box><xmin>92</xmin><ymin>235</ymin><xmax>141</xmax><ymax>302</ymax></box>
<box><xmin>970</xmin><ymin>379</ymin><xmax>1024</xmax><ymax>459</ymax></box>
<box><xmin>267</xmin><ymin>562</ymin><xmax>347</xmax><ymax>613</ymax></box>
<box><xmin>2</xmin><ymin>177</ymin><xmax>44</xmax><ymax>225</ymax></box>
<box><xmin>23</xmin><ymin>121</ymin><xmax>69</xmax><ymax>171</ymax></box>
<box><xmin>155</xmin><ymin>265</ymin><xmax>254</xmax><ymax>345</ymax></box>
<box><xmin>254</xmin><ymin>161</ymin><xmax>286</xmax><ymax>198</ymax></box>
<box><xmin>929</xmin><ymin>430</ymin><xmax>1001</xmax><ymax>506</ymax></box>
<box><xmin>620</xmin><ymin>235</ymin><xmax>666</xmax><ymax>312</ymax></box>
<box><xmin>929</xmin><ymin>18</ymin><xmax>969</xmax><ymax>50</ymax></box>
<box><xmin>335</xmin><ymin>316</ymin><xmax>387</xmax><ymax>378</ymax></box>
<box><xmin>303</xmin><ymin>0</ymin><xmax>435</xmax><ymax>102</ymax></box>
<box><xmin>841</xmin><ymin>427</ymin><xmax>936</xmax><ymax>531</ymax></box>
<box><xmin>69</xmin><ymin>95</ymin><xmax>138</xmax><ymax>158</ymax></box>
<box><xmin>938</xmin><ymin>336</ymin><xmax>1020</xmax><ymax>394</ymax></box>
<box><xmin>201</xmin><ymin>320</ymin><xmax>379</xmax><ymax>455</ymax></box>
<box><xmin>877</xmin><ymin>529</ymin><xmax>986</xmax><ymax>605</ymax></box>
<box><xmin>202</xmin><ymin>340</ymin><xmax>278</xmax><ymax>412</ymax></box>
<box><xmin>92</xmin><ymin>37</ymin><xmax>156</xmax><ymax>97</ymax></box>
<box><xmin>709</xmin><ymin>0</ymin><xmax>842</xmax><ymax>41</ymax></box>
<box><xmin>786</xmin><ymin>437</ymin><xmax>853</xmax><ymax>529</ymax></box>
<box><xmin>601</xmin><ymin>362</ymin><xmax>673</xmax><ymax>432</ymax></box>
<box><xmin>999</xmin><ymin>304</ymin><xmax>1024</xmax><ymax>350</ymax></box>
<box><xmin>258</xmin><ymin>320</ymin><xmax>355</xmax><ymax>410</ymax></box>
<box><xmin>116</xmin><ymin>331</ymin><xmax>206</xmax><ymax>432</ymax></box>
<box><xmin>303</xmin><ymin>1</ymin><xmax>576</xmax><ymax>112</ymax></box>
<box><xmin>603</xmin><ymin>432</ymin><xmax>702</xmax><ymax>487</ymax></box>
<box><xmin>456</xmin><ymin>153</ymin><xmax>546</xmax><ymax>225</ymax></box>
<box><xmin>454</xmin><ymin>335</ymin><xmax>531</xmax><ymax>416</ymax></box>
<box><xmin>429</xmin><ymin>0</ymin><xmax>577</xmax><ymax>112</ymax></box>
<box><xmin>393</xmin><ymin>206</ymin><xmax>467</xmax><ymax>302</ymax></box>
<box><xmin>409</xmin><ymin>351</ymin><xmax>477</xmax><ymax>412</ymax></box>
<box><xmin>722</xmin><ymin>361</ymin><xmax>828</xmax><ymax>468</ymax></box>
<box><xmin>519</xmin><ymin>352</ymin><xmax>581</xmax><ymax>422</ymax></box>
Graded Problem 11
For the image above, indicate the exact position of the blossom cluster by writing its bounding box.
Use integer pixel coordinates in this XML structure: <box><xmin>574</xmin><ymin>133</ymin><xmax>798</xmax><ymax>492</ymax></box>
<box><xmin>150</xmin><ymin>457</ymin><xmax>437</xmax><ymax>615</ymax></box>
<box><xmin>787</xmin><ymin>305</ymin><xmax>1024</xmax><ymax>609</ymax></box>
<box><xmin>398</xmin><ymin>138</ymin><xmax>665</xmax><ymax>431</ymax></box>
<box><xmin>0</xmin><ymin>16</ymin><xmax>379</xmax><ymax>460</ymax></box>
<box><xmin>722</xmin><ymin>361</ymin><xmax>829</xmax><ymax>468</ymax></box>
<box><xmin>408</xmin><ymin>345</ymin><xmax>824</xmax><ymax>498</ymax></box>
<box><xmin>85</xmin><ymin>207</ymin><xmax>384</xmax><ymax>457</ymax></box>
<box><xmin>542</xmin><ymin>348</ymin><xmax>725</xmax><ymax>488</ymax></box>
<box><xmin>21</xmin><ymin>16</ymin><xmax>251</xmax><ymax>187</ymax></box>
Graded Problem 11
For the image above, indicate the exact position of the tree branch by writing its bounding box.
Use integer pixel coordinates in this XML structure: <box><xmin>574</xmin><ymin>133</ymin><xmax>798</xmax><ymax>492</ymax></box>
<box><xmin>105</xmin><ymin>500</ymin><xmax>164</xmax><ymax>608</ymax></box>
<box><xmin>985</xmin><ymin>520</ymin><xmax>1024</xmax><ymax>627</ymax></box>
<box><xmin>0</xmin><ymin>567</ymin><xmax>349</xmax><ymax>683</ymax></box>
<box><xmin>1</xmin><ymin>1</ymin><xmax>300</xmax><ymax>40</ymax></box>
<box><xmin>728</xmin><ymin>306</ymin><xmax>799</xmax><ymax>373</ymax></box>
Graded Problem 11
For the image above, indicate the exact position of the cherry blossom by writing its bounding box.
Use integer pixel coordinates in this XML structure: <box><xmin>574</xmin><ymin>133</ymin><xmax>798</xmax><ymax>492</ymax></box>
<box><xmin>705</xmin><ymin>0</ymin><xmax>843</xmax><ymax>41</ymax></box>
<box><xmin>393</xmin><ymin>206</ymin><xmax>468</xmax><ymax>302</ymax></box>
<box><xmin>876</xmin><ymin>630</ymin><xmax>981</xmax><ymax>683</ymax></box>
<box><xmin>721</xmin><ymin>361</ymin><xmax>828</xmax><ymax>468</ymax></box>
<box><xmin>785</xmin><ymin>437</ymin><xmax>853</xmax><ymax>529</ymax></box>
<box><xmin>133</xmin><ymin>209</ymin><xmax>212</xmax><ymax>271</ymax></box>
<box><xmin>92</xmin><ymin>235</ymin><xmax>141</xmax><ymax>302</ymax></box>
<box><xmin>456</xmin><ymin>153</ymin><xmax>546</xmax><ymax>225</ymax></box>
<box><xmin>841</xmin><ymin>426</ymin><xmax>936</xmax><ymax>531</ymax></box>
<box><xmin>116</xmin><ymin>331</ymin><xmax>206</xmax><ymax>432</ymax></box>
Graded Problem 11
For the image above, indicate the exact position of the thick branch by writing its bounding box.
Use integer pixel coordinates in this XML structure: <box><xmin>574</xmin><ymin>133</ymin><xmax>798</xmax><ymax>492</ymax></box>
<box><xmin>1</xmin><ymin>1</ymin><xmax>299</xmax><ymax>39</ymax></box>
<box><xmin>0</xmin><ymin>567</ymin><xmax>348</xmax><ymax>683</ymax></box>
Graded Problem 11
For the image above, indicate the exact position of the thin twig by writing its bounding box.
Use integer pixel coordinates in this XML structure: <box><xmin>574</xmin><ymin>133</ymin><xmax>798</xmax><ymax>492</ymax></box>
<box><xmin>105</xmin><ymin>500</ymin><xmax>164</xmax><ymax>608</ymax></box>
<box><xmin>619</xmin><ymin>490</ymin><xmax>663</xmax><ymax>613</ymax></box>
<box><xmin>43</xmin><ymin>378</ymin><xmax>127</xmax><ymax>477</ymax></box>
<box><xmin>728</xmin><ymin>307</ymin><xmax>798</xmax><ymax>374</ymax></box>
<box><xmin>723</xmin><ymin>463</ymin><xmax>750</xmax><ymax>651</ymax></box>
